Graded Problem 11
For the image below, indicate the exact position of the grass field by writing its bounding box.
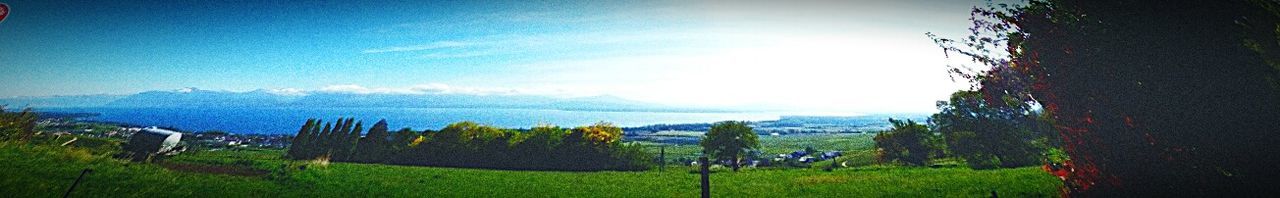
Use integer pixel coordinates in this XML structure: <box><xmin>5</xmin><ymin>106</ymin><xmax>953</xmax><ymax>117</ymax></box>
<box><xmin>0</xmin><ymin>134</ymin><xmax>1062</xmax><ymax>197</ymax></box>
<box><xmin>637</xmin><ymin>133</ymin><xmax>877</xmax><ymax>160</ymax></box>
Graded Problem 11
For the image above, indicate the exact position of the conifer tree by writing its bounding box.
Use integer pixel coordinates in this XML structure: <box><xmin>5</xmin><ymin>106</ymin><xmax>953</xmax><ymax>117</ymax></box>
<box><xmin>356</xmin><ymin>119</ymin><xmax>390</xmax><ymax>162</ymax></box>
<box><xmin>316</xmin><ymin>122</ymin><xmax>333</xmax><ymax>158</ymax></box>
<box><xmin>336</xmin><ymin>120</ymin><xmax>362</xmax><ymax>161</ymax></box>
<box><xmin>328</xmin><ymin>118</ymin><xmax>348</xmax><ymax>156</ymax></box>
<box><xmin>302</xmin><ymin>119</ymin><xmax>321</xmax><ymax>158</ymax></box>
<box><xmin>287</xmin><ymin>119</ymin><xmax>316</xmax><ymax>159</ymax></box>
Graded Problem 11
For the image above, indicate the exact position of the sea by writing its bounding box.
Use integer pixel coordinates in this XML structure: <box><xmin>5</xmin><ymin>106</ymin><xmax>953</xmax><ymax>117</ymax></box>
<box><xmin>38</xmin><ymin>107</ymin><xmax>784</xmax><ymax>135</ymax></box>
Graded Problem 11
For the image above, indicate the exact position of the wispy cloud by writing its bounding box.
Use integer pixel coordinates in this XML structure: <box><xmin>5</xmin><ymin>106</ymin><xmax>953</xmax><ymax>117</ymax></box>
<box><xmin>361</xmin><ymin>41</ymin><xmax>474</xmax><ymax>54</ymax></box>
<box><xmin>361</xmin><ymin>30</ymin><xmax>734</xmax><ymax>60</ymax></box>
<box><xmin>261</xmin><ymin>88</ymin><xmax>307</xmax><ymax>96</ymax></box>
<box><xmin>419</xmin><ymin>51</ymin><xmax>492</xmax><ymax>59</ymax></box>
<box><xmin>316</xmin><ymin>83</ymin><xmax>574</xmax><ymax>96</ymax></box>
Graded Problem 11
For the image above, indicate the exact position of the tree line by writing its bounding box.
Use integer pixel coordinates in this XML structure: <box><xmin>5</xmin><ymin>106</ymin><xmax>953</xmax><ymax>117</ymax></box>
<box><xmin>286</xmin><ymin>118</ymin><xmax>650</xmax><ymax>171</ymax></box>
<box><xmin>873</xmin><ymin>90</ymin><xmax>1061</xmax><ymax>170</ymax></box>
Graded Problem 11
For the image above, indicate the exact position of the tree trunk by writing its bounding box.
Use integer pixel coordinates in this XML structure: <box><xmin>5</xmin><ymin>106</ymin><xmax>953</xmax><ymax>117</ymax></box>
<box><xmin>731</xmin><ymin>157</ymin><xmax>741</xmax><ymax>172</ymax></box>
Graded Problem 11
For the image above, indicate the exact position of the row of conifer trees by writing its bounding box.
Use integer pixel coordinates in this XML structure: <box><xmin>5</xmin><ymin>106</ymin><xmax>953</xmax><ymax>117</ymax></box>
<box><xmin>286</xmin><ymin>118</ymin><xmax>387</xmax><ymax>162</ymax></box>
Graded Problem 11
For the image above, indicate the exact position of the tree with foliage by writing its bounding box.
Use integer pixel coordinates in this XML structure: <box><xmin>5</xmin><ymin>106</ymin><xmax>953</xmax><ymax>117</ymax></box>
<box><xmin>315</xmin><ymin>122</ymin><xmax>333</xmax><ymax>158</ymax></box>
<box><xmin>513</xmin><ymin>125</ymin><xmax>567</xmax><ymax>169</ymax></box>
<box><xmin>555</xmin><ymin>122</ymin><xmax>625</xmax><ymax>170</ymax></box>
<box><xmin>426</xmin><ymin>121</ymin><xmax>509</xmax><ymax>166</ymax></box>
<box><xmin>873</xmin><ymin>119</ymin><xmax>937</xmax><ymax>166</ymax></box>
<box><xmin>334</xmin><ymin>120</ymin><xmax>362</xmax><ymax>161</ymax></box>
<box><xmin>387</xmin><ymin>128</ymin><xmax>422</xmax><ymax>164</ymax></box>
<box><xmin>354</xmin><ymin>119</ymin><xmax>390</xmax><ymax>163</ymax></box>
<box><xmin>933</xmin><ymin>0</ymin><xmax>1280</xmax><ymax>196</ymax></box>
<box><xmin>931</xmin><ymin>91</ymin><xmax>1046</xmax><ymax>169</ymax></box>
<box><xmin>700</xmin><ymin>121</ymin><xmax>759</xmax><ymax>172</ymax></box>
<box><xmin>391</xmin><ymin>128</ymin><xmax>420</xmax><ymax>150</ymax></box>
<box><xmin>286</xmin><ymin>119</ymin><xmax>316</xmax><ymax>159</ymax></box>
<box><xmin>434</xmin><ymin>121</ymin><xmax>505</xmax><ymax>146</ymax></box>
<box><xmin>327</xmin><ymin>118</ymin><xmax>349</xmax><ymax>158</ymax></box>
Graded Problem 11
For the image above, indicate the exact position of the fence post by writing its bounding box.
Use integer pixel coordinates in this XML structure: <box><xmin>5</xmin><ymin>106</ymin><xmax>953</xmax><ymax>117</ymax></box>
<box><xmin>699</xmin><ymin>156</ymin><xmax>710</xmax><ymax>198</ymax></box>
<box><xmin>63</xmin><ymin>168</ymin><xmax>93</xmax><ymax>198</ymax></box>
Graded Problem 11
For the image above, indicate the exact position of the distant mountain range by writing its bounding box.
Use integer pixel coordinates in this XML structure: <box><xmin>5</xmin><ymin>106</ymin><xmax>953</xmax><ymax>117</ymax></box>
<box><xmin>1</xmin><ymin>87</ymin><xmax>717</xmax><ymax>112</ymax></box>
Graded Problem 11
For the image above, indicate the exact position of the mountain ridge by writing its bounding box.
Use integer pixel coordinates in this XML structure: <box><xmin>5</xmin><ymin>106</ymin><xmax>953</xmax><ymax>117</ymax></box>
<box><xmin>3</xmin><ymin>87</ymin><xmax>727</xmax><ymax>112</ymax></box>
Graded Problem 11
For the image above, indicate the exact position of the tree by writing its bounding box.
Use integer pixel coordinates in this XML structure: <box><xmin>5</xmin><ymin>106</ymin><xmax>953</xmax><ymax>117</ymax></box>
<box><xmin>873</xmin><ymin>119</ymin><xmax>936</xmax><ymax>166</ymax></box>
<box><xmin>335</xmin><ymin>120</ymin><xmax>362</xmax><ymax>162</ymax></box>
<box><xmin>513</xmin><ymin>125</ymin><xmax>566</xmax><ymax>169</ymax></box>
<box><xmin>934</xmin><ymin>0</ymin><xmax>1280</xmax><ymax>195</ymax></box>
<box><xmin>931</xmin><ymin>91</ymin><xmax>1044</xmax><ymax>169</ymax></box>
<box><xmin>286</xmin><ymin>119</ymin><xmax>316</xmax><ymax>159</ymax></box>
<box><xmin>388</xmin><ymin>128</ymin><xmax>421</xmax><ymax>164</ymax></box>
<box><xmin>354</xmin><ymin>119</ymin><xmax>390</xmax><ymax>162</ymax></box>
<box><xmin>314</xmin><ymin>122</ymin><xmax>333</xmax><ymax>159</ymax></box>
<box><xmin>328</xmin><ymin>118</ymin><xmax>350</xmax><ymax>157</ymax></box>
<box><xmin>430</xmin><ymin>121</ymin><xmax>507</xmax><ymax>166</ymax></box>
<box><xmin>305</xmin><ymin>119</ymin><xmax>323</xmax><ymax>158</ymax></box>
<box><xmin>699</xmin><ymin>121</ymin><xmax>759</xmax><ymax>172</ymax></box>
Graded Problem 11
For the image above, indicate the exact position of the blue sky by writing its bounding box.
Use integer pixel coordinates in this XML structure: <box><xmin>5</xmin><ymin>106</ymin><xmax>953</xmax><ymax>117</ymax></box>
<box><xmin>0</xmin><ymin>0</ymin><xmax>993</xmax><ymax>114</ymax></box>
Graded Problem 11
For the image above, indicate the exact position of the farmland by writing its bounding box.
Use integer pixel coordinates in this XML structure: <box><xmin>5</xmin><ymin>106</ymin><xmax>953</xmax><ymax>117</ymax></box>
<box><xmin>0</xmin><ymin>133</ymin><xmax>1061</xmax><ymax>197</ymax></box>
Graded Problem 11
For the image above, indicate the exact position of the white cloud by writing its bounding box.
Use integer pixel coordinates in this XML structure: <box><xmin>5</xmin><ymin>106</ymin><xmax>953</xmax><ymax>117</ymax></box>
<box><xmin>263</xmin><ymin>88</ymin><xmax>307</xmax><ymax>96</ymax></box>
<box><xmin>318</xmin><ymin>84</ymin><xmax>413</xmax><ymax>94</ymax></box>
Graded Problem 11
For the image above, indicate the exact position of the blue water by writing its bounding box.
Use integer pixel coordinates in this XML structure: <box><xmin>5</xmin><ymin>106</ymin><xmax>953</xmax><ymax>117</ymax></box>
<box><xmin>40</xmin><ymin>107</ymin><xmax>782</xmax><ymax>135</ymax></box>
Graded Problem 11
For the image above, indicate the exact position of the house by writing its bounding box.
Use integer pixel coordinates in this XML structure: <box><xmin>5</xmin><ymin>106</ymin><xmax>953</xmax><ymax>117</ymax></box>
<box><xmin>820</xmin><ymin>151</ymin><xmax>842</xmax><ymax>160</ymax></box>
<box><xmin>789</xmin><ymin>150</ymin><xmax>809</xmax><ymax>159</ymax></box>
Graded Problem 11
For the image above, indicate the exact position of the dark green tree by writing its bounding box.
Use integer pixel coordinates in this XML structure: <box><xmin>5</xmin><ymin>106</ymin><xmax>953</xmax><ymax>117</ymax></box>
<box><xmin>933</xmin><ymin>1</ymin><xmax>1280</xmax><ymax>195</ymax></box>
<box><xmin>315</xmin><ymin>122</ymin><xmax>333</xmax><ymax>159</ymax></box>
<box><xmin>286</xmin><ymin>119</ymin><xmax>316</xmax><ymax>159</ymax></box>
<box><xmin>930</xmin><ymin>91</ymin><xmax>1043</xmax><ymax>169</ymax></box>
<box><xmin>873</xmin><ymin>119</ymin><xmax>937</xmax><ymax>166</ymax></box>
<box><xmin>699</xmin><ymin>121</ymin><xmax>759</xmax><ymax>172</ymax></box>
<box><xmin>355</xmin><ymin>119</ymin><xmax>390</xmax><ymax>163</ymax></box>
<box><xmin>513</xmin><ymin>125</ymin><xmax>566</xmax><ymax>169</ymax></box>
<box><xmin>335</xmin><ymin>120</ymin><xmax>362</xmax><ymax>162</ymax></box>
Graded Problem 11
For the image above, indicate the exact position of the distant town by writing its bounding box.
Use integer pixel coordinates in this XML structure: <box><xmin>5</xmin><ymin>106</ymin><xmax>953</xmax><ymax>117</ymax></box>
<box><xmin>37</xmin><ymin>113</ymin><xmax>292</xmax><ymax>149</ymax></box>
<box><xmin>35</xmin><ymin>111</ymin><xmax>926</xmax><ymax>149</ymax></box>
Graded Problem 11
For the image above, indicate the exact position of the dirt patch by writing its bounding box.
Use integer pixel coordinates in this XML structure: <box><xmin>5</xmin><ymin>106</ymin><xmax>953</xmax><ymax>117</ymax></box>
<box><xmin>160</xmin><ymin>162</ymin><xmax>270</xmax><ymax>177</ymax></box>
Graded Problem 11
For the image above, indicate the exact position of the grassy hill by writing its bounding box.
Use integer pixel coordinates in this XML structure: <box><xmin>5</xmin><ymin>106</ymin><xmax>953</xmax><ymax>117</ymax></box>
<box><xmin>0</xmin><ymin>135</ymin><xmax>1062</xmax><ymax>197</ymax></box>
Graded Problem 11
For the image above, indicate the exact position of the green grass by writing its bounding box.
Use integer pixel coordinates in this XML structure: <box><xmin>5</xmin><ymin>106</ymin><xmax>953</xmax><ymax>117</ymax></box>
<box><xmin>0</xmin><ymin>142</ymin><xmax>279</xmax><ymax>198</ymax></box>
<box><xmin>757</xmin><ymin>133</ymin><xmax>875</xmax><ymax>154</ymax></box>
<box><xmin>0</xmin><ymin>140</ymin><xmax>1062</xmax><ymax>197</ymax></box>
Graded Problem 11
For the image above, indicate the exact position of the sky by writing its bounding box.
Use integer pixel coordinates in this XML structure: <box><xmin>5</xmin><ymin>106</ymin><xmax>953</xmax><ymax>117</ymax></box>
<box><xmin>0</xmin><ymin>0</ymin><xmax>995</xmax><ymax>114</ymax></box>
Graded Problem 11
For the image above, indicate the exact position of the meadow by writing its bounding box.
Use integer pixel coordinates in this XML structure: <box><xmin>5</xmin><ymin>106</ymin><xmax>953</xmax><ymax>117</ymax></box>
<box><xmin>0</xmin><ymin>134</ymin><xmax>1061</xmax><ymax>197</ymax></box>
